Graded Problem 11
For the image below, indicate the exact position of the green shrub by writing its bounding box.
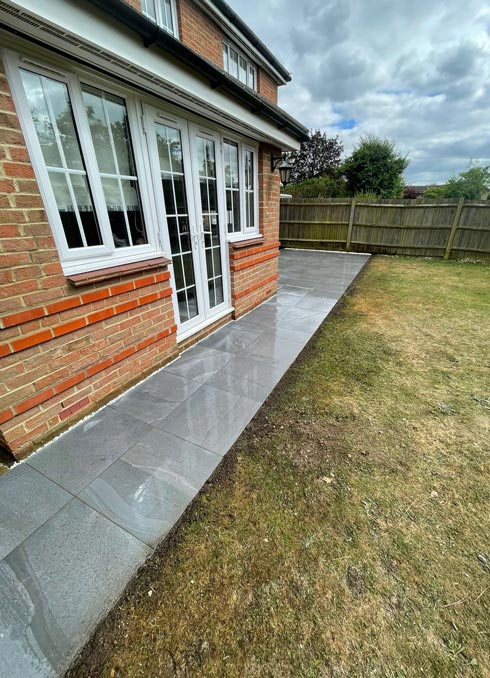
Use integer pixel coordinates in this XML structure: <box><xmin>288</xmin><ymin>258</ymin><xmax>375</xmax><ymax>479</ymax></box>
<box><xmin>282</xmin><ymin>176</ymin><xmax>346</xmax><ymax>198</ymax></box>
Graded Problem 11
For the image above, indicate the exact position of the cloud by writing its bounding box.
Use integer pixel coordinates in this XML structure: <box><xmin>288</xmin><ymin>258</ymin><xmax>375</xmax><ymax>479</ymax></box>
<box><xmin>227</xmin><ymin>0</ymin><xmax>490</xmax><ymax>183</ymax></box>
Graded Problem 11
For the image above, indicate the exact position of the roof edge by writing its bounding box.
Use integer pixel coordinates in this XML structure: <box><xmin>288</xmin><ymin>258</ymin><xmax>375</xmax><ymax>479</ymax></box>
<box><xmin>85</xmin><ymin>0</ymin><xmax>308</xmax><ymax>142</ymax></box>
<box><xmin>203</xmin><ymin>0</ymin><xmax>291</xmax><ymax>83</ymax></box>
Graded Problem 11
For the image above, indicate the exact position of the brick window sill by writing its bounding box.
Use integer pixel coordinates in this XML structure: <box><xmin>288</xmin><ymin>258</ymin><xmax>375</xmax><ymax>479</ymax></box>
<box><xmin>67</xmin><ymin>257</ymin><xmax>171</xmax><ymax>287</ymax></box>
<box><xmin>229</xmin><ymin>237</ymin><xmax>264</xmax><ymax>249</ymax></box>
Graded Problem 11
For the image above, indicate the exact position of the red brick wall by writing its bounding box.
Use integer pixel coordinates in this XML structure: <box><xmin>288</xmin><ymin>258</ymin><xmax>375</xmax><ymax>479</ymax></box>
<box><xmin>229</xmin><ymin>143</ymin><xmax>281</xmax><ymax>317</ymax></box>
<box><xmin>0</xmin><ymin>50</ymin><xmax>281</xmax><ymax>460</ymax></box>
<box><xmin>122</xmin><ymin>0</ymin><xmax>142</xmax><ymax>10</ymax></box>
<box><xmin>177</xmin><ymin>0</ymin><xmax>224</xmax><ymax>66</ymax></box>
<box><xmin>258</xmin><ymin>69</ymin><xmax>278</xmax><ymax>105</ymax></box>
<box><xmin>0</xmin><ymin>58</ymin><xmax>178</xmax><ymax>460</ymax></box>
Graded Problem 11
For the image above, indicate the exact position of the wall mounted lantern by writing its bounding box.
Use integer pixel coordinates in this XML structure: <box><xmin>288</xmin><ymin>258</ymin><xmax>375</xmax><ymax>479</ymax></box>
<box><xmin>271</xmin><ymin>155</ymin><xmax>292</xmax><ymax>186</ymax></box>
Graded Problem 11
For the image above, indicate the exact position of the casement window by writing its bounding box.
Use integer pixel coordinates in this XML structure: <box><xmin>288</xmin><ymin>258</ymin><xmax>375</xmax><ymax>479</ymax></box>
<box><xmin>141</xmin><ymin>0</ymin><xmax>178</xmax><ymax>36</ymax></box>
<box><xmin>223</xmin><ymin>139</ymin><xmax>258</xmax><ymax>239</ymax></box>
<box><xmin>10</xmin><ymin>58</ymin><xmax>157</xmax><ymax>275</ymax></box>
<box><xmin>222</xmin><ymin>41</ymin><xmax>257</xmax><ymax>91</ymax></box>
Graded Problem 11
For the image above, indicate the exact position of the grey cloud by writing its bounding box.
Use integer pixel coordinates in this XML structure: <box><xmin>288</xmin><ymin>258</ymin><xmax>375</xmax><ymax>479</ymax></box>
<box><xmin>227</xmin><ymin>0</ymin><xmax>490</xmax><ymax>183</ymax></box>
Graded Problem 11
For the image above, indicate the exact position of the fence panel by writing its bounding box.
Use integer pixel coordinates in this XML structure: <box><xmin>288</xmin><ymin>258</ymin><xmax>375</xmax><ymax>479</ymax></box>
<box><xmin>279</xmin><ymin>198</ymin><xmax>490</xmax><ymax>261</ymax></box>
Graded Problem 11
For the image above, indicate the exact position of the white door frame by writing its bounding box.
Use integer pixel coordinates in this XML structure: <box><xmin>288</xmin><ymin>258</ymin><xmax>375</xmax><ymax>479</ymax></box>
<box><xmin>144</xmin><ymin>106</ymin><xmax>232</xmax><ymax>340</ymax></box>
<box><xmin>189</xmin><ymin>122</ymin><xmax>232</xmax><ymax>326</ymax></box>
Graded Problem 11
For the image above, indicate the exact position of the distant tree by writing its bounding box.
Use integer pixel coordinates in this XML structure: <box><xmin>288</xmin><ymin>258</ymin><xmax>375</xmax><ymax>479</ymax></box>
<box><xmin>424</xmin><ymin>163</ymin><xmax>490</xmax><ymax>200</ymax></box>
<box><xmin>283</xmin><ymin>175</ymin><xmax>346</xmax><ymax>198</ymax></box>
<box><xmin>289</xmin><ymin>130</ymin><xmax>343</xmax><ymax>183</ymax></box>
<box><xmin>343</xmin><ymin>135</ymin><xmax>409</xmax><ymax>198</ymax></box>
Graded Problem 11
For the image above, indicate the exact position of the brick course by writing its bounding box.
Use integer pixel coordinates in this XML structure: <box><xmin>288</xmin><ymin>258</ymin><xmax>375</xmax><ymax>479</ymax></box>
<box><xmin>0</xmin><ymin>29</ymin><xmax>282</xmax><ymax>458</ymax></box>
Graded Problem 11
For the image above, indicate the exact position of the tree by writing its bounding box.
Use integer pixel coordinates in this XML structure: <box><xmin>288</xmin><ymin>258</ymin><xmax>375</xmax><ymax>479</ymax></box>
<box><xmin>424</xmin><ymin>163</ymin><xmax>490</xmax><ymax>200</ymax></box>
<box><xmin>343</xmin><ymin>135</ymin><xmax>409</xmax><ymax>198</ymax></box>
<box><xmin>289</xmin><ymin>130</ymin><xmax>343</xmax><ymax>183</ymax></box>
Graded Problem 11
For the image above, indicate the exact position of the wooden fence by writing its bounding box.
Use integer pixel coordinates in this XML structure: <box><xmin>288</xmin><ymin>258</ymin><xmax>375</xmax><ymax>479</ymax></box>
<box><xmin>279</xmin><ymin>197</ymin><xmax>490</xmax><ymax>261</ymax></box>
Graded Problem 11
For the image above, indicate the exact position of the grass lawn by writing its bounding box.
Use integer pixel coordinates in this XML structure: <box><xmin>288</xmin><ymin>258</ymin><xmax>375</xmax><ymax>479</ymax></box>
<box><xmin>69</xmin><ymin>255</ymin><xmax>490</xmax><ymax>678</ymax></box>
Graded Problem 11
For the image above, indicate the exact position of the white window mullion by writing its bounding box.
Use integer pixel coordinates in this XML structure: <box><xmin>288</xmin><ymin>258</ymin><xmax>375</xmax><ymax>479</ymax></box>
<box><xmin>68</xmin><ymin>75</ymin><xmax>115</xmax><ymax>253</ymax></box>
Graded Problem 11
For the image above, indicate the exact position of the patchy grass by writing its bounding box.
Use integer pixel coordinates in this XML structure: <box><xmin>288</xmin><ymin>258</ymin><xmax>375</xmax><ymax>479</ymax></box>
<box><xmin>69</xmin><ymin>256</ymin><xmax>490</xmax><ymax>678</ymax></box>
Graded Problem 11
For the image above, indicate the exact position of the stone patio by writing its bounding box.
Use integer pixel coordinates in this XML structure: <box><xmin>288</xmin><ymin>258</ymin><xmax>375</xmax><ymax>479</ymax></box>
<box><xmin>0</xmin><ymin>249</ymin><xmax>369</xmax><ymax>677</ymax></box>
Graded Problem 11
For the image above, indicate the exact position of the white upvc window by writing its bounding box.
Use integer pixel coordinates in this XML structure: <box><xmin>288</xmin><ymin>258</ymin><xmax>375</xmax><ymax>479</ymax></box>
<box><xmin>222</xmin><ymin>41</ymin><xmax>257</xmax><ymax>91</ymax></box>
<box><xmin>223</xmin><ymin>138</ymin><xmax>259</xmax><ymax>240</ymax></box>
<box><xmin>6</xmin><ymin>53</ymin><xmax>158</xmax><ymax>275</ymax></box>
<box><xmin>141</xmin><ymin>0</ymin><xmax>178</xmax><ymax>37</ymax></box>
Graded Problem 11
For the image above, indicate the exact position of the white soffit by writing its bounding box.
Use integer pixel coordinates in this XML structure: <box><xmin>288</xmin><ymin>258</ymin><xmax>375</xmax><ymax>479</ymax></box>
<box><xmin>0</xmin><ymin>0</ymin><xmax>300</xmax><ymax>151</ymax></box>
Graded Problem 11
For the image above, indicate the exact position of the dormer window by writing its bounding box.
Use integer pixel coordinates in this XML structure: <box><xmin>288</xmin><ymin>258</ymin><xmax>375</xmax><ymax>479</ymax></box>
<box><xmin>223</xmin><ymin>41</ymin><xmax>257</xmax><ymax>91</ymax></box>
<box><xmin>142</xmin><ymin>0</ymin><xmax>178</xmax><ymax>36</ymax></box>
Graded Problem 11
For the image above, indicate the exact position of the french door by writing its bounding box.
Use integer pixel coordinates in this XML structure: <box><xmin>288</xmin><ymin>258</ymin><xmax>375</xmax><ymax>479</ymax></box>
<box><xmin>145</xmin><ymin>107</ymin><xmax>230</xmax><ymax>337</ymax></box>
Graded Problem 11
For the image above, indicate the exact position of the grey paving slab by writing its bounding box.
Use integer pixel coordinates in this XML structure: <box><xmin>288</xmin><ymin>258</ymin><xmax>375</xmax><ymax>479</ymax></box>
<box><xmin>79</xmin><ymin>429</ymin><xmax>220</xmax><ymax>547</ymax></box>
<box><xmin>0</xmin><ymin>498</ymin><xmax>150</xmax><ymax>678</ymax></box>
<box><xmin>0</xmin><ymin>249</ymin><xmax>370</xmax><ymax>677</ymax></box>
<box><xmin>0</xmin><ymin>464</ymin><xmax>71</xmax><ymax>561</ymax></box>
<box><xmin>206</xmin><ymin>370</ymin><xmax>272</xmax><ymax>402</ymax></box>
<box><xmin>110</xmin><ymin>372</ymin><xmax>202</xmax><ymax>425</ymax></box>
<box><xmin>27</xmin><ymin>408</ymin><xmax>151</xmax><ymax>495</ymax></box>
<box><xmin>164</xmin><ymin>345</ymin><xmax>234</xmax><ymax>383</ymax></box>
<box><xmin>155</xmin><ymin>385</ymin><xmax>260</xmax><ymax>456</ymax></box>
<box><xmin>199</xmin><ymin>323</ymin><xmax>263</xmax><ymax>354</ymax></box>
<box><xmin>243</xmin><ymin>333</ymin><xmax>303</xmax><ymax>365</ymax></box>
<box><xmin>258</xmin><ymin>326</ymin><xmax>312</xmax><ymax>347</ymax></box>
<box><xmin>219</xmin><ymin>353</ymin><xmax>290</xmax><ymax>390</ymax></box>
<box><xmin>276</xmin><ymin>307</ymin><xmax>327</xmax><ymax>334</ymax></box>
<box><xmin>294</xmin><ymin>294</ymin><xmax>337</xmax><ymax>313</ymax></box>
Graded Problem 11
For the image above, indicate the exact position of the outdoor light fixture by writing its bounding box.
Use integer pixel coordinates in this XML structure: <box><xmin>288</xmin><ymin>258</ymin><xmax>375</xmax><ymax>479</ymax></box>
<box><xmin>271</xmin><ymin>154</ymin><xmax>292</xmax><ymax>186</ymax></box>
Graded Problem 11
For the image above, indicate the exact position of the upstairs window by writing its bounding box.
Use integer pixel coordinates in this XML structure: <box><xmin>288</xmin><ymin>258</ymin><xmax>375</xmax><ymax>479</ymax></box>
<box><xmin>222</xmin><ymin>41</ymin><xmax>257</xmax><ymax>91</ymax></box>
<box><xmin>142</xmin><ymin>0</ymin><xmax>177</xmax><ymax>36</ymax></box>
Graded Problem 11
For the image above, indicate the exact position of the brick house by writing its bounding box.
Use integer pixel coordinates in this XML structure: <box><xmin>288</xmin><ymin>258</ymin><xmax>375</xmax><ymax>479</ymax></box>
<box><xmin>0</xmin><ymin>0</ymin><xmax>307</xmax><ymax>459</ymax></box>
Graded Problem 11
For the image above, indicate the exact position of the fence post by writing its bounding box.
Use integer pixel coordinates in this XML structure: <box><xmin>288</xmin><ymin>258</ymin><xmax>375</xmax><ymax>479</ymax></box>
<box><xmin>444</xmin><ymin>197</ymin><xmax>464</xmax><ymax>260</ymax></box>
<box><xmin>346</xmin><ymin>197</ymin><xmax>356</xmax><ymax>251</ymax></box>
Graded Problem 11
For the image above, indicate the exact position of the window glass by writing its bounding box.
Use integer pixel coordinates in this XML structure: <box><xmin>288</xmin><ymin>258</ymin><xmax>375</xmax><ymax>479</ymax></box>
<box><xmin>222</xmin><ymin>41</ymin><xmax>257</xmax><ymax>91</ymax></box>
<box><xmin>20</xmin><ymin>69</ymin><xmax>102</xmax><ymax>250</ymax></box>
<box><xmin>229</xmin><ymin>48</ymin><xmax>239</xmax><ymax>79</ymax></box>
<box><xmin>248</xmin><ymin>66</ymin><xmax>256</xmax><ymax>91</ymax></box>
<box><xmin>244</xmin><ymin>149</ymin><xmax>255</xmax><ymax>230</ymax></box>
<box><xmin>239</xmin><ymin>57</ymin><xmax>247</xmax><ymax>84</ymax></box>
<box><xmin>143</xmin><ymin>0</ymin><xmax>175</xmax><ymax>34</ymax></box>
<box><xmin>142</xmin><ymin>0</ymin><xmax>157</xmax><ymax>22</ymax></box>
<box><xmin>224</xmin><ymin>140</ymin><xmax>240</xmax><ymax>234</ymax></box>
<box><xmin>155</xmin><ymin>122</ymin><xmax>199</xmax><ymax>323</ymax></box>
<box><xmin>82</xmin><ymin>85</ymin><xmax>147</xmax><ymax>248</ymax></box>
<box><xmin>222</xmin><ymin>43</ymin><xmax>229</xmax><ymax>71</ymax></box>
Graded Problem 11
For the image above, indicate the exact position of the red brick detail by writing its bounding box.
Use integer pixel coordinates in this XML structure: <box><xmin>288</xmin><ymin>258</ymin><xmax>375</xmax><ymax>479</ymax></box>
<box><xmin>3</xmin><ymin>326</ymin><xmax>177</xmax><ymax>422</ymax></box>
<box><xmin>232</xmin><ymin>273</ymin><xmax>279</xmax><ymax>301</ymax></box>
<box><xmin>0</xmin><ymin>272</ymin><xmax>172</xmax><ymax>329</ymax></box>
<box><xmin>229</xmin><ymin>241</ymin><xmax>280</xmax><ymax>260</ymax></box>
<box><xmin>230</xmin><ymin>250</ymin><xmax>279</xmax><ymax>272</ymax></box>
<box><xmin>59</xmin><ymin>397</ymin><xmax>90</xmax><ymax>421</ymax></box>
<box><xmin>0</xmin><ymin>287</ymin><xmax>173</xmax><ymax>355</ymax></box>
<box><xmin>0</xmin><ymin>408</ymin><xmax>15</xmax><ymax>425</ymax></box>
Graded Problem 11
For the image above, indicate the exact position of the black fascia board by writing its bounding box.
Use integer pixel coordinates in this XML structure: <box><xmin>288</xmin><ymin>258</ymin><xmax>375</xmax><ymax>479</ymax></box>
<box><xmin>86</xmin><ymin>0</ymin><xmax>308</xmax><ymax>143</ymax></box>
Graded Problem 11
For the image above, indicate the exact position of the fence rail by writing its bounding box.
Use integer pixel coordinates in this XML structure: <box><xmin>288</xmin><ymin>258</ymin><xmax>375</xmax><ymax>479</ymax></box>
<box><xmin>279</xmin><ymin>197</ymin><xmax>490</xmax><ymax>261</ymax></box>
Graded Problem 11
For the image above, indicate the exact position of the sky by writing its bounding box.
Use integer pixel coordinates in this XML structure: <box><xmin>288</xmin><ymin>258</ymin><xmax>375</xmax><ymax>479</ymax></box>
<box><xmin>227</xmin><ymin>0</ymin><xmax>490</xmax><ymax>184</ymax></box>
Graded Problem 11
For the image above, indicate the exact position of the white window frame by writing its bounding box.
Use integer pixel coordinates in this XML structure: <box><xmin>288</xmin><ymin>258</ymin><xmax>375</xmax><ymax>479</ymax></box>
<box><xmin>4</xmin><ymin>49</ymin><xmax>160</xmax><ymax>276</ymax></box>
<box><xmin>222</xmin><ymin>40</ymin><xmax>257</xmax><ymax>92</ymax></box>
<box><xmin>221</xmin><ymin>133</ymin><xmax>259</xmax><ymax>242</ymax></box>
<box><xmin>142</xmin><ymin>0</ymin><xmax>179</xmax><ymax>38</ymax></box>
